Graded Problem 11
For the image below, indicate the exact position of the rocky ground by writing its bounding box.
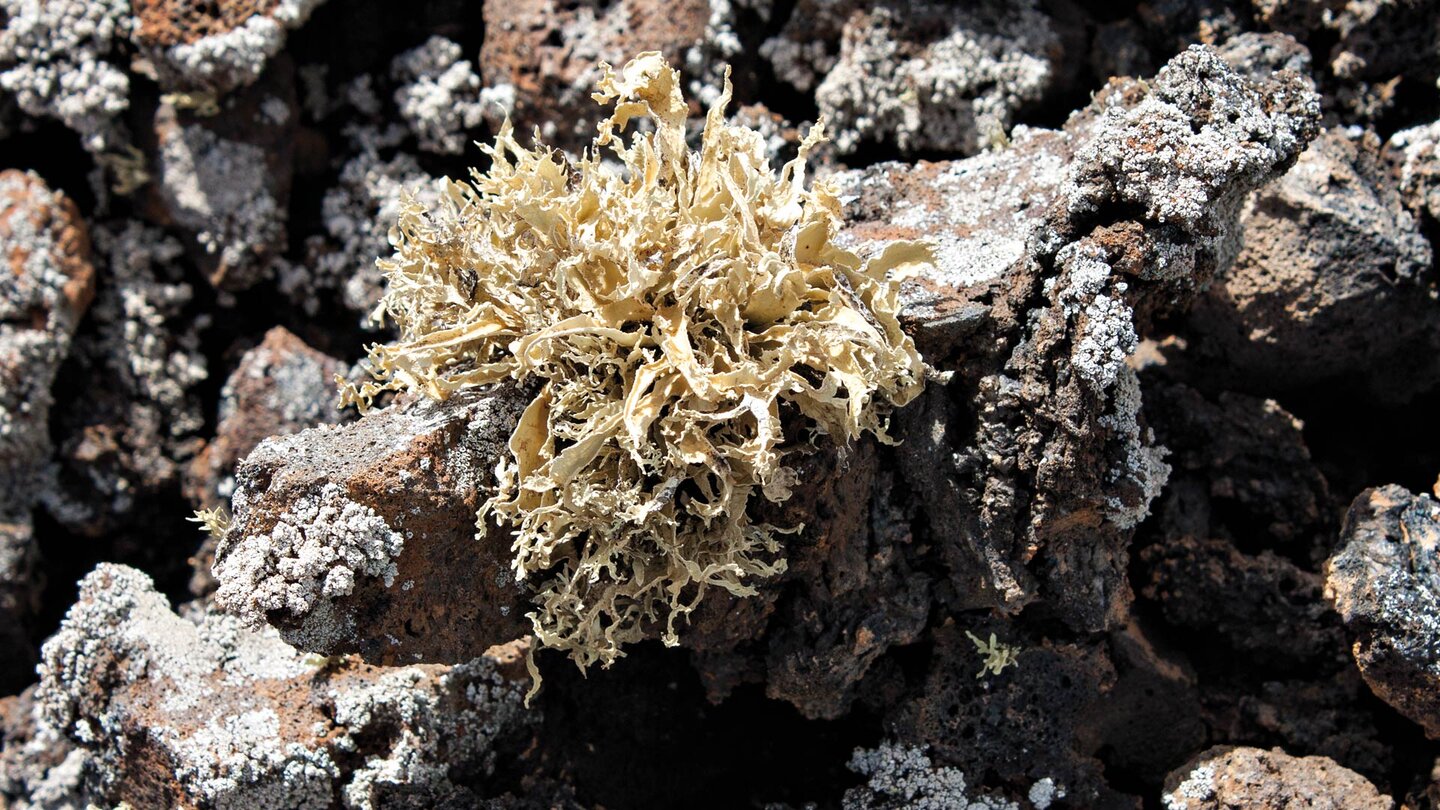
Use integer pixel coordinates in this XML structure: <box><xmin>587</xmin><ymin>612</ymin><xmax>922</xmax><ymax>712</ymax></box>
<box><xmin>2</xmin><ymin>1</ymin><xmax>1440</xmax><ymax>808</ymax></box>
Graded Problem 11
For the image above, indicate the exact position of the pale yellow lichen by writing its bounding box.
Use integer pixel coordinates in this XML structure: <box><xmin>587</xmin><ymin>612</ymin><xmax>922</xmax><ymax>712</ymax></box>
<box><xmin>188</xmin><ymin>506</ymin><xmax>231</xmax><ymax>538</ymax></box>
<box><xmin>343</xmin><ymin>52</ymin><xmax>929</xmax><ymax>672</ymax></box>
<box><xmin>965</xmin><ymin>630</ymin><xmax>1021</xmax><ymax>679</ymax></box>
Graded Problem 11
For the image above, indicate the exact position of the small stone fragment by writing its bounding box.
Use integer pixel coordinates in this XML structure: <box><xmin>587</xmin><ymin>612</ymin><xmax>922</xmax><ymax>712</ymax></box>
<box><xmin>1161</xmin><ymin>746</ymin><xmax>1392</xmax><ymax>810</ymax></box>
<box><xmin>1327</xmin><ymin>485</ymin><xmax>1440</xmax><ymax>739</ymax></box>
<box><xmin>185</xmin><ymin>326</ymin><xmax>349</xmax><ymax>511</ymax></box>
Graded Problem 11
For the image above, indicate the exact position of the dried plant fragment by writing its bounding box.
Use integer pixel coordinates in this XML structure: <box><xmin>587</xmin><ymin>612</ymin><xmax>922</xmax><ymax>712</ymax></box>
<box><xmin>344</xmin><ymin>52</ymin><xmax>928</xmax><ymax>672</ymax></box>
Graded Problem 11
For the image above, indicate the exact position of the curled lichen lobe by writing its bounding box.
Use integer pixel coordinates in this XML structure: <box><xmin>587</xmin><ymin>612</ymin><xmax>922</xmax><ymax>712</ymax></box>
<box><xmin>345</xmin><ymin>52</ymin><xmax>928</xmax><ymax>670</ymax></box>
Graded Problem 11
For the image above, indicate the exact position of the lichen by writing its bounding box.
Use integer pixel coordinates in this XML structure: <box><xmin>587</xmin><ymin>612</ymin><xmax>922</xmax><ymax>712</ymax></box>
<box><xmin>212</xmin><ymin>483</ymin><xmax>403</xmax><ymax>628</ymax></box>
<box><xmin>188</xmin><ymin>505</ymin><xmax>232</xmax><ymax>537</ymax></box>
<box><xmin>811</xmin><ymin>1</ymin><xmax>1059</xmax><ymax>156</ymax></box>
<box><xmin>36</xmin><ymin>564</ymin><xmax>529</xmax><ymax>810</ymax></box>
<box><xmin>343</xmin><ymin>52</ymin><xmax>928</xmax><ymax>672</ymax></box>
<box><xmin>0</xmin><ymin>0</ymin><xmax>131</xmax><ymax>152</ymax></box>
<box><xmin>143</xmin><ymin>0</ymin><xmax>327</xmax><ymax>96</ymax></box>
<box><xmin>389</xmin><ymin>36</ymin><xmax>487</xmax><ymax>156</ymax></box>
<box><xmin>154</xmin><ymin>121</ymin><xmax>285</xmax><ymax>288</ymax></box>
<box><xmin>844</xmin><ymin>741</ymin><xmax>1023</xmax><ymax>810</ymax></box>
<box><xmin>964</xmin><ymin>630</ymin><xmax>1020</xmax><ymax>679</ymax></box>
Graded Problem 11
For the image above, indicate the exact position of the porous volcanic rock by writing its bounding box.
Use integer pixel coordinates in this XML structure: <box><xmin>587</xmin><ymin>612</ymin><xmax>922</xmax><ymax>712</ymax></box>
<box><xmin>1161</xmin><ymin>745</ymin><xmax>1392</xmax><ymax>810</ymax></box>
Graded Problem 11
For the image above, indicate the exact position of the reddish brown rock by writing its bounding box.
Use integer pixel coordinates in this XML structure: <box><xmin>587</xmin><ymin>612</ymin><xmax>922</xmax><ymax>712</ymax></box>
<box><xmin>130</xmin><ymin>0</ymin><xmax>326</xmax><ymax>96</ymax></box>
<box><xmin>479</xmin><ymin>0</ymin><xmax>715</xmax><ymax>149</ymax></box>
<box><xmin>0</xmin><ymin>172</ymin><xmax>95</xmax><ymax>322</ymax></box>
<box><xmin>185</xmin><ymin>326</ymin><xmax>349</xmax><ymax>597</ymax></box>
<box><xmin>214</xmin><ymin>387</ymin><xmax>532</xmax><ymax>663</ymax></box>
<box><xmin>186</xmin><ymin>326</ymin><xmax>349</xmax><ymax>511</ymax></box>
<box><xmin>1162</xmin><ymin>745</ymin><xmax>1393</xmax><ymax>810</ymax></box>
<box><xmin>684</xmin><ymin>441</ymin><xmax>931</xmax><ymax>719</ymax></box>
<box><xmin>0</xmin><ymin>170</ymin><xmax>96</xmax><ymax>475</ymax></box>
<box><xmin>832</xmin><ymin>128</ymin><xmax>1071</xmax><ymax>374</ymax></box>
<box><xmin>852</xmin><ymin>48</ymin><xmax>1320</xmax><ymax>638</ymax></box>
<box><xmin>132</xmin><ymin>0</ymin><xmax>280</xmax><ymax>47</ymax></box>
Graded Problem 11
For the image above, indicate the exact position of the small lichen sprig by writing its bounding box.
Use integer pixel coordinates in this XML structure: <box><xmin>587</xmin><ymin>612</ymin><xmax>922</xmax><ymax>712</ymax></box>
<box><xmin>188</xmin><ymin>506</ymin><xmax>231</xmax><ymax>538</ymax></box>
<box><xmin>342</xmin><ymin>52</ymin><xmax>929</xmax><ymax>672</ymax></box>
<box><xmin>966</xmin><ymin>630</ymin><xmax>1021</xmax><ymax>679</ymax></box>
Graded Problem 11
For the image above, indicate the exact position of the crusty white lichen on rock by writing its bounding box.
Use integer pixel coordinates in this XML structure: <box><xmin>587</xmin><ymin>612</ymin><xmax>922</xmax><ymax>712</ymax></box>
<box><xmin>0</xmin><ymin>0</ymin><xmax>132</xmax><ymax>152</ymax></box>
<box><xmin>344</xmin><ymin>52</ymin><xmax>929</xmax><ymax>672</ymax></box>
<box><xmin>844</xmin><ymin>741</ymin><xmax>1061</xmax><ymax>810</ymax></box>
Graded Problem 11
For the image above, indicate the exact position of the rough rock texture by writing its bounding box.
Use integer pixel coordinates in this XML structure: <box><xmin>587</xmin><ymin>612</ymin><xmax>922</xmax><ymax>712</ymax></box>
<box><xmin>479</xmin><ymin>0</ymin><xmax>723</xmax><ymax>150</ymax></box>
<box><xmin>842</xmin><ymin>740</ymin><xmax>1050</xmax><ymax>810</ymax></box>
<box><xmin>1327</xmin><ymin>485</ymin><xmax>1440</xmax><ymax>739</ymax></box>
<box><xmin>0</xmin><ymin>170</ymin><xmax>95</xmax><ymax>693</ymax></box>
<box><xmin>1141</xmin><ymin>535</ymin><xmax>1345</xmax><ymax>664</ymax></box>
<box><xmin>1214</xmin><ymin>30</ymin><xmax>1314</xmax><ymax>80</ymax></box>
<box><xmin>1199</xmin><ymin>673</ymin><xmax>1394</xmax><ymax>787</ymax></box>
<box><xmin>1254</xmin><ymin>0</ymin><xmax>1440</xmax><ymax>121</ymax></box>
<box><xmin>682</xmin><ymin>440</ymin><xmax>931</xmax><ymax>719</ymax></box>
<box><xmin>807</xmin><ymin>0</ymin><xmax>1064</xmax><ymax>155</ymax></box>
<box><xmin>184</xmin><ymin>326</ymin><xmax>348</xmax><ymax>597</ymax></box>
<box><xmin>132</xmin><ymin>0</ymin><xmax>327</xmax><ymax>96</ymax></box>
<box><xmin>290</xmin><ymin>146</ymin><xmax>445</xmax><ymax>317</ymax></box>
<box><xmin>878</xmin><ymin>45</ymin><xmax>1318</xmax><ymax>637</ymax></box>
<box><xmin>214</xmin><ymin>388</ymin><xmax>532</xmax><ymax>662</ymax></box>
<box><xmin>0</xmin><ymin>686</ymin><xmax>88</xmax><ymax>810</ymax></box>
<box><xmin>1161</xmin><ymin>746</ymin><xmax>1393</xmax><ymax>810</ymax></box>
<box><xmin>35</xmin><ymin>563</ymin><xmax>533</xmax><ymax>809</ymax></box>
<box><xmin>1386</xmin><ymin>118</ymin><xmax>1440</xmax><ymax>222</ymax></box>
<box><xmin>885</xmin><ymin>623</ymin><xmax>1122</xmax><ymax>807</ymax></box>
<box><xmin>139</xmin><ymin>57</ymin><xmax>298</xmax><ymax>290</ymax></box>
<box><xmin>831</xmin><ymin>126</ymin><xmax>1071</xmax><ymax>372</ymax></box>
<box><xmin>0</xmin><ymin>0</ymin><xmax>132</xmax><ymax>151</ymax></box>
<box><xmin>1140</xmin><ymin>382</ymin><xmax>1332</xmax><ymax>556</ymax></box>
<box><xmin>1187</xmin><ymin>128</ymin><xmax>1438</xmax><ymax>400</ymax></box>
<box><xmin>186</xmin><ymin>326</ymin><xmax>348</xmax><ymax>511</ymax></box>
<box><xmin>43</xmin><ymin>221</ymin><xmax>207</xmax><ymax>537</ymax></box>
